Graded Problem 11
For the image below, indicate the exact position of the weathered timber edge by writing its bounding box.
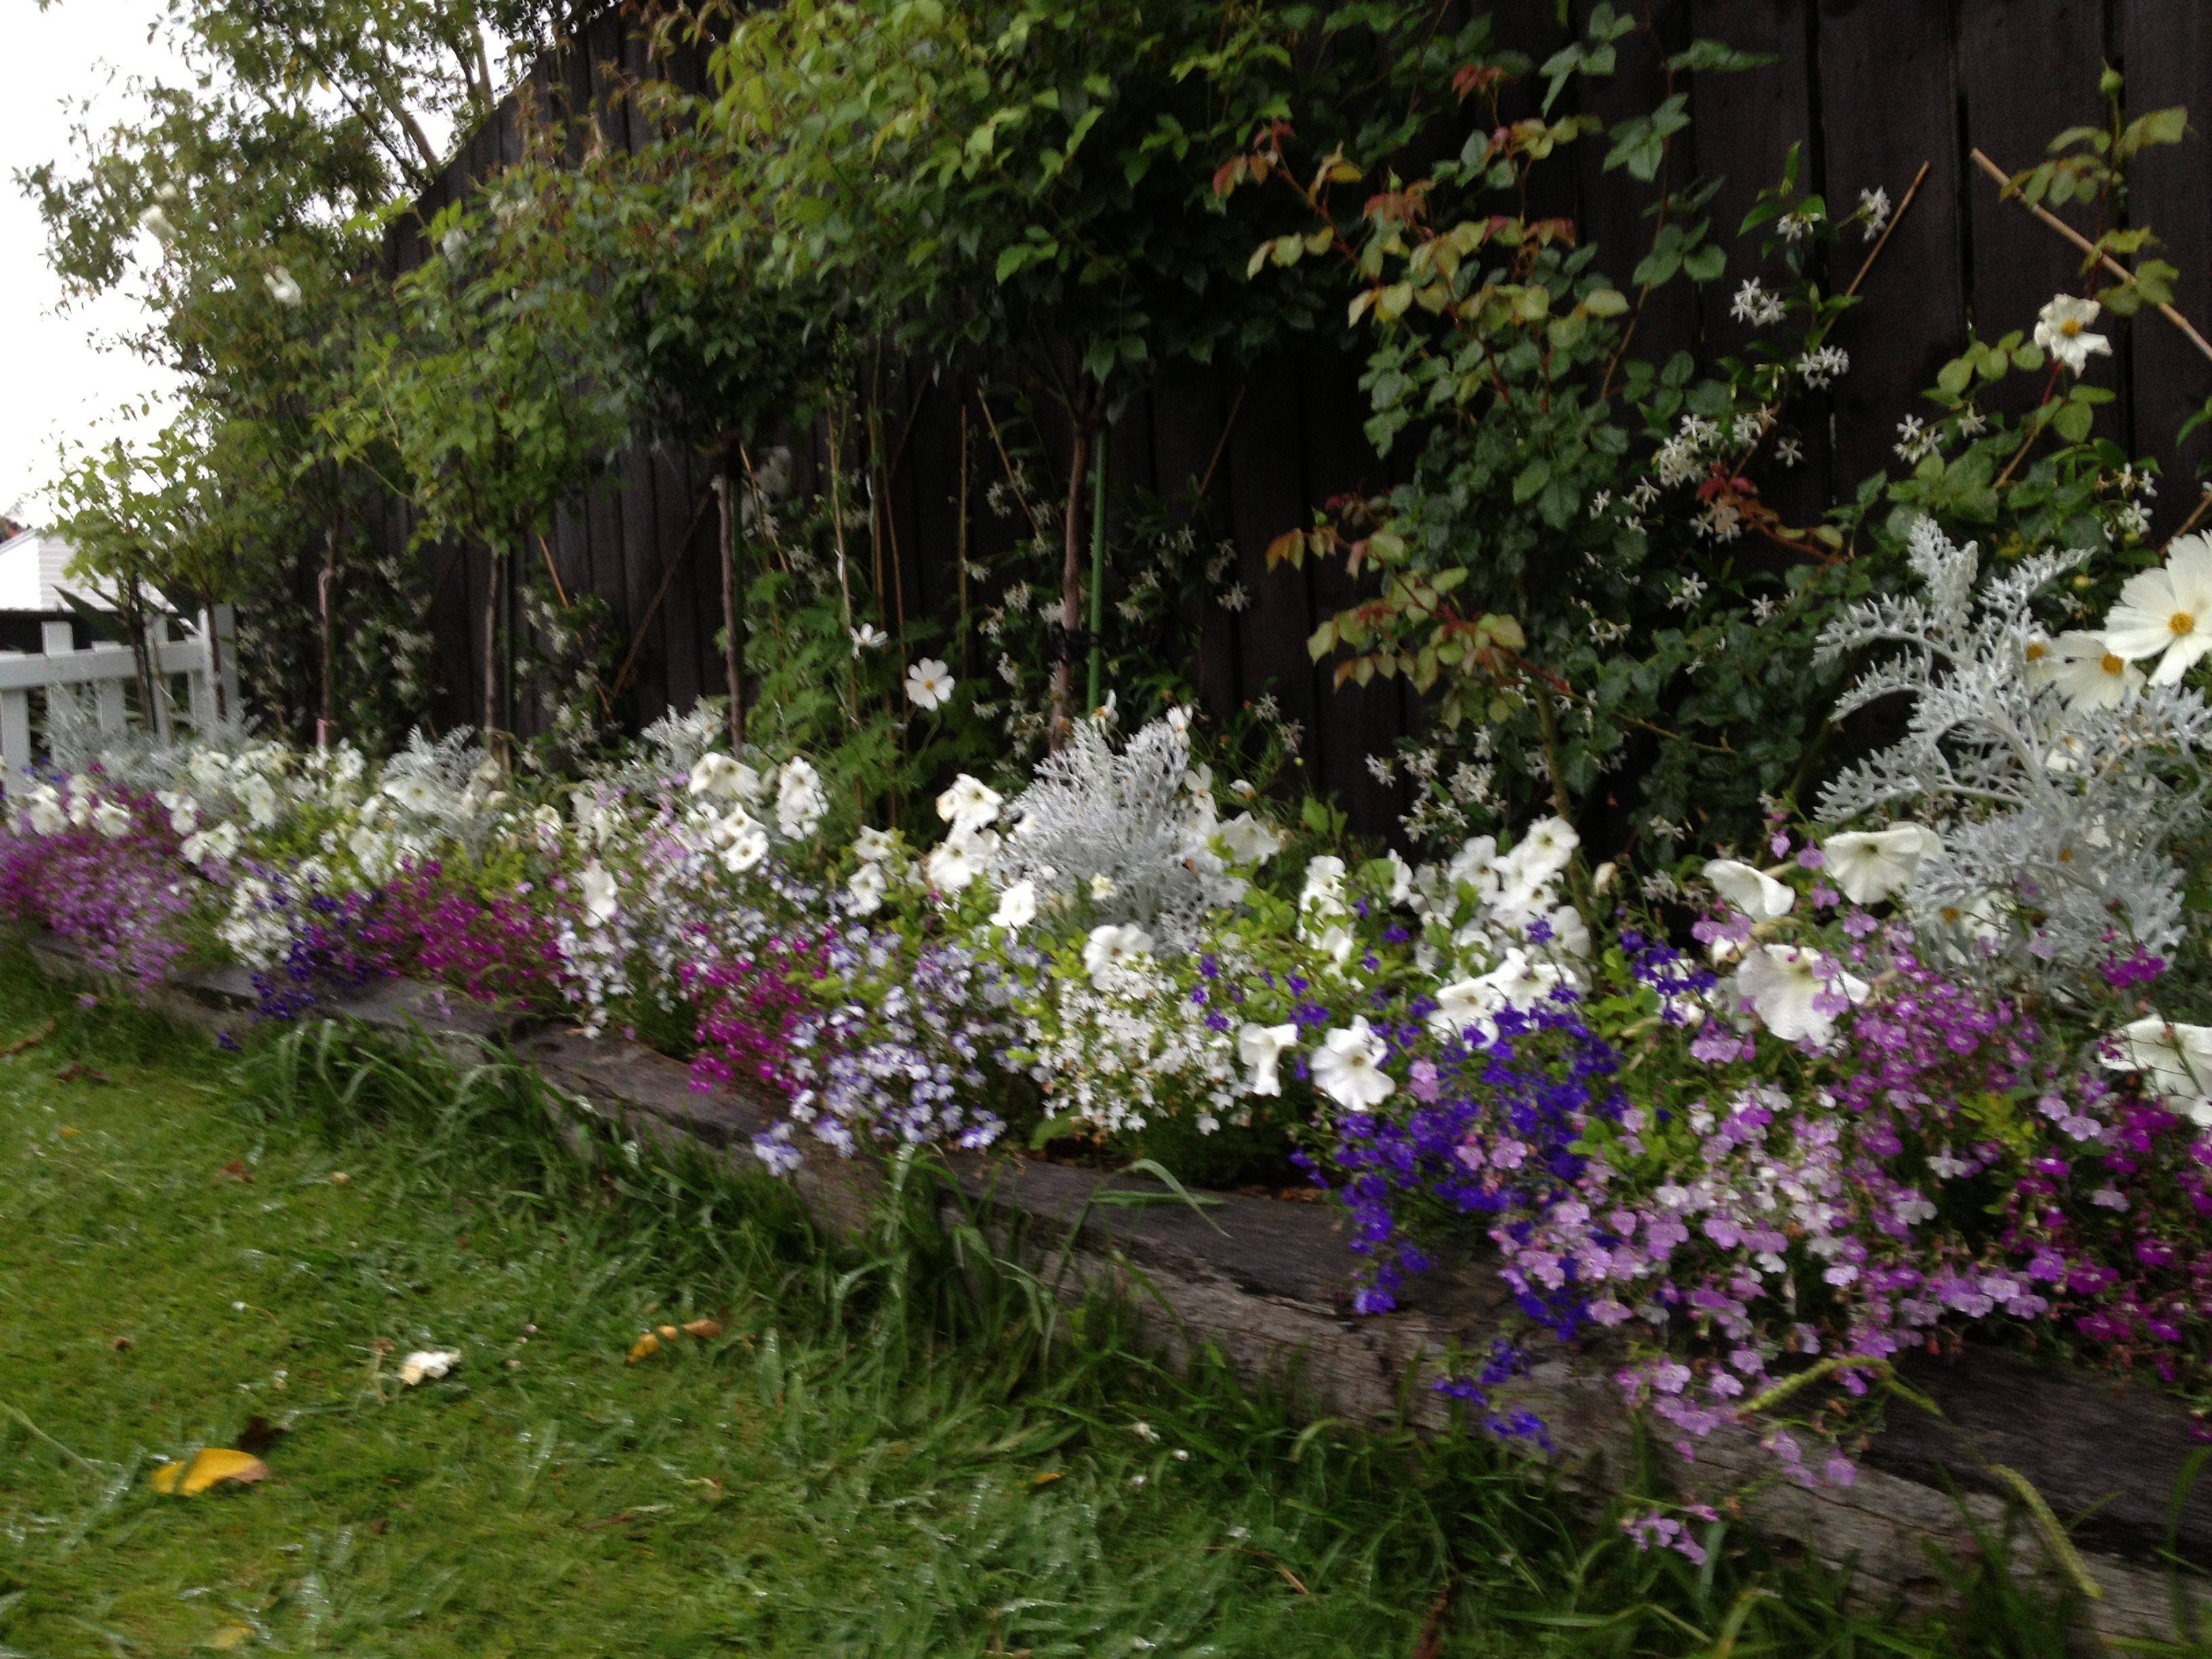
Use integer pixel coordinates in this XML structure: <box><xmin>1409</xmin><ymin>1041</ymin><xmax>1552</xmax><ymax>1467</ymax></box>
<box><xmin>25</xmin><ymin>933</ymin><xmax>2207</xmax><ymax>1645</ymax></box>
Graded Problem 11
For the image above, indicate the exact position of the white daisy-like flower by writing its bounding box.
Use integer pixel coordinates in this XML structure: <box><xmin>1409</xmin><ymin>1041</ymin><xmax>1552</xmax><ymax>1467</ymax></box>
<box><xmin>2046</xmin><ymin>630</ymin><xmax>2144</xmax><ymax>708</ymax></box>
<box><xmin>2032</xmin><ymin>294</ymin><xmax>2111</xmax><ymax>375</ymax></box>
<box><xmin>1236</xmin><ymin>1021</ymin><xmax>1298</xmax><ymax>1096</ymax></box>
<box><xmin>1820</xmin><ymin>825</ymin><xmax>1940</xmax><ymax>905</ymax></box>
<box><xmin>850</xmin><ymin>622</ymin><xmax>888</xmax><ymax>654</ymax></box>
<box><xmin>1732</xmin><ymin>944</ymin><xmax>1868</xmax><ymax>1047</ymax></box>
<box><xmin>905</xmin><ymin>657</ymin><xmax>956</xmax><ymax>710</ymax></box>
<box><xmin>1702</xmin><ymin>857</ymin><xmax>1794</xmax><ymax>919</ymax></box>
<box><xmin>989</xmin><ymin>878</ymin><xmax>1036</xmax><ymax>930</ymax></box>
<box><xmin>1310</xmin><ymin>1017</ymin><xmax>1395</xmax><ymax>1111</ymax></box>
<box><xmin>2102</xmin><ymin>534</ymin><xmax>2212</xmax><ymax>684</ymax></box>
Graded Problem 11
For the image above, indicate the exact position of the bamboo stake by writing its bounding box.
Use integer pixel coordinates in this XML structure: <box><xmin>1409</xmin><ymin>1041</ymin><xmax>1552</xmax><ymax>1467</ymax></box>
<box><xmin>1970</xmin><ymin>147</ymin><xmax>2212</xmax><ymax>367</ymax></box>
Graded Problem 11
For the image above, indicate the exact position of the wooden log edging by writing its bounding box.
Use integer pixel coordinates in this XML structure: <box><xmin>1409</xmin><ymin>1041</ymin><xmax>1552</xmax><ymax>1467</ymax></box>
<box><xmin>26</xmin><ymin>934</ymin><xmax>2207</xmax><ymax>1647</ymax></box>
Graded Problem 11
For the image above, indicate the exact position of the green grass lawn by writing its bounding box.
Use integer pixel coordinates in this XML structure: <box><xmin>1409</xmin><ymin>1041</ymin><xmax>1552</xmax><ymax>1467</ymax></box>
<box><xmin>0</xmin><ymin>958</ymin><xmax>2095</xmax><ymax>1658</ymax></box>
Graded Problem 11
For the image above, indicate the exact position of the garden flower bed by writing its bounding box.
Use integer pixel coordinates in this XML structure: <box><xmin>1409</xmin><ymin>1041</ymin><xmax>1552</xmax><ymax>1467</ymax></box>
<box><xmin>9</xmin><ymin>521</ymin><xmax>2211</xmax><ymax>1641</ymax></box>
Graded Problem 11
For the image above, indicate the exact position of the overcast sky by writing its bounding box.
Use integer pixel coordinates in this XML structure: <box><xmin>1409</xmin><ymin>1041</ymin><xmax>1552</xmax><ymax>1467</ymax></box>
<box><xmin>0</xmin><ymin>0</ymin><xmax>184</xmax><ymax>523</ymax></box>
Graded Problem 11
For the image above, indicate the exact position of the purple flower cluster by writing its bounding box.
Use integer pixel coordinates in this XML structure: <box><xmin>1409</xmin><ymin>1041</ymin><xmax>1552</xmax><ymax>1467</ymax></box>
<box><xmin>0</xmin><ymin>786</ymin><xmax>192</xmax><ymax>989</ymax></box>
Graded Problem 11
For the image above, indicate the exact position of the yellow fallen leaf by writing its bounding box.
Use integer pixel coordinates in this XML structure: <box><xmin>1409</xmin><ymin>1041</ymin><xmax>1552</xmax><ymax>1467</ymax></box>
<box><xmin>1029</xmin><ymin>1470</ymin><xmax>1064</xmax><ymax>1488</ymax></box>
<box><xmin>206</xmin><ymin>1622</ymin><xmax>254</xmax><ymax>1650</ymax></box>
<box><xmin>150</xmin><ymin>1448</ymin><xmax>270</xmax><ymax>1496</ymax></box>
<box><xmin>60</xmin><ymin>1126</ymin><xmax>82</xmax><ymax>1138</ymax></box>
<box><xmin>626</xmin><ymin>1332</ymin><xmax>661</xmax><ymax>1364</ymax></box>
<box><xmin>656</xmin><ymin>1324</ymin><xmax>680</xmax><ymax>1342</ymax></box>
<box><xmin>681</xmin><ymin>1319</ymin><xmax>723</xmax><ymax>1340</ymax></box>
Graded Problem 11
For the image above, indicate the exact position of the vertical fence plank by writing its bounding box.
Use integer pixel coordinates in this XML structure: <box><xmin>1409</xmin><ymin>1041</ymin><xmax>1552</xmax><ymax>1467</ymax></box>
<box><xmin>1961</xmin><ymin>0</ymin><xmax>2112</xmax><ymax>417</ymax></box>
<box><xmin>1227</xmin><ymin>357</ymin><xmax>1318</xmax><ymax>758</ymax></box>
<box><xmin>0</xmin><ymin>689</ymin><xmax>28</xmax><ymax>788</ymax></box>
<box><xmin>2118</xmin><ymin>0</ymin><xmax>2212</xmax><ymax>530</ymax></box>
<box><xmin>1816</xmin><ymin>0</ymin><xmax>1969</xmax><ymax>491</ymax></box>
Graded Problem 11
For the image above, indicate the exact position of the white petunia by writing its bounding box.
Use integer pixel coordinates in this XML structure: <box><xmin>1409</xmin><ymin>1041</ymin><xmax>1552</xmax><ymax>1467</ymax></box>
<box><xmin>1082</xmin><ymin>922</ymin><xmax>1155</xmax><ymax>982</ymax></box>
<box><xmin>1428</xmin><ymin>976</ymin><xmax>1504</xmax><ymax>1039</ymax></box>
<box><xmin>689</xmin><ymin>752</ymin><xmax>756</xmax><ymax>800</ymax></box>
<box><xmin>852</xmin><ymin>826</ymin><xmax>897</xmax><ymax>863</ymax></box>
<box><xmin>935</xmin><ymin>774</ymin><xmax>1002</xmax><ymax>832</ymax></box>
<box><xmin>990</xmin><ymin>878</ymin><xmax>1037</xmax><ymax>930</ymax></box>
<box><xmin>905</xmin><ymin>657</ymin><xmax>956</xmax><ymax>711</ymax></box>
<box><xmin>1446</xmin><ymin>834</ymin><xmax>1499</xmax><ymax>893</ymax></box>
<box><xmin>924</xmin><ymin>836</ymin><xmax>984</xmax><ymax>893</ymax></box>
<box><xmin>1702</xmin><ymin>857</ymin><xmax>1795</xmax><ymax>919</ymax></box>
<box><xmin>1299</xmin><ymin>855</ymin><xmax>1348</xmax><ymax>916</ymax></box>
<box><xmin>1820</xmin><ymin>825</ymin><xmax>1940</xmax><ymax>905</ymax></box>
<box><xmin>1310</xmin><ymin>1017</ymin><xmax>1395</xmax><ymax>1111</ymax></box>
<box><xmin>1507</xmin><ymin>817</ymin><xmax>1578</xmax><ymax>884</ymax></box>
<box><xmin>237</xmin><ymin>773</ymin><xmax>280</xmax><ymax>829</ymax></box>
<box><xmin>846</xmin><ymin>861</ymin><xmax>888</xmax><ymax>916</ymax></box>
<box><xmin>2032</xmin><ymin>294</ymin><xmax>2111</xmax><ymax>375</ymax></box>
<box><xmin>775</xmin><ymin>756</ymin><xmax>828</xmax><ymax>838</ymax></box>
<box><xmin>91</xmin><ymin>799</ymin><xmax>131</xmax><ymax>840</ymax></box>
<box><xmin>2102</xmin><ymin>535</ymin><xmax>2212</xmax><ymax>685</ymax></box>
<box><xmin>579</xmin><ymin>861</ymin><xmax>619</xmax><ymax>924</ymax></box>
<box><xmin>1236</xmin><ymin>1021</ymin><xmax>1298</xmax><ymax>1096</ymax></box>
<box><xmin>1214</xmin><ymin>812</ymin><xmax>1283</xmax><ymax>865</ymax></box>
<box><xmin>2045</xmin><ymin>630</ymin><xmax>2144</xmax><ymax>708</ymax></box>
<box><xmin>24</xmin><ymin>787</ymin><xmax>64</xmax><ymax>837</ymax></box>
<box><xmin>720</xmin><ymin>824</ymin><xmax>771</xmax><ymax>875</ymax></box>
<box><xmin>2101</xmin><ymin>1016</ymin><xmax>2212</xmax><ymax>1126</ymax></box>
<box><xmin>1732</xmin><ymin>944</ymin><xmax>1868</xmax><ymax>1048</ymax></box>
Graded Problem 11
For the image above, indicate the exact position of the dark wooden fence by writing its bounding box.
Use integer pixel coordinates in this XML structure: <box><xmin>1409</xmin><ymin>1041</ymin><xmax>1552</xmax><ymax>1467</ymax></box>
<box><xmin>380</xmin><ymin>0</ymin><xmax>2212</xmax><ymax>832</ymax></box>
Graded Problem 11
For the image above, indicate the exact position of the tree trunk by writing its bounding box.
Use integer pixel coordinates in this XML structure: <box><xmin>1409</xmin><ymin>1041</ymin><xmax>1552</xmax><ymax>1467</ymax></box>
<box><xmin>1051</xmin><ymin>411</ymin><xmax>1094</xmax><ymax>752</ymax></box>
<box><xmin>714</xmin><ymin>454</ymin><xmax>745</xmax><ymax>752</ymax></box>
<box><xmin>123</xmin><ymin>575</ymin><xmax>158</xmax><ymax>731</ymax></box>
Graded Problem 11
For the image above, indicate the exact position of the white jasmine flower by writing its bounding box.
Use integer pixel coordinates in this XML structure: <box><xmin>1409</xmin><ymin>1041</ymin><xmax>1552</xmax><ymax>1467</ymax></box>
<box><xmin>1702</xmin><ymin>857</ymin><xmax>1795</xmax><ymax>918</ymax></box>
<box><xmin>1732</xmin><ymin>944</ymin><xmax>1868</xmax><ymax>1047</ymax></box>
<box><xmin>905</xmin><ymin>657</ymin><xmax>956</xmax><ymax>710</ymax></box>
<box><xmin>1083</xmin><ymin>922</ymin><xmax>1155</xmax><ymax>982</ymax></box>
<box><xmin>1858</xmin><ymin>185</ymin><xmax>1891</xmax><ymax>237</ymax></box>
<box><xmin>1236</xmin><ymin>1021</ymin><xmax>1298</xmax><ymax>1095</ymax></box>
<box><xmin>846</xmin><ymin>860</ymin><xmax>888</xmax><ymax>916</ymax></box>
<box><xmin>936</xmin><ymin>774</ymin><xmax>1002</xmax><ymax>831</ymax></box>
<box><xmin>2046</xmin><ymin>630</ymin><xmax>2144</xmax><ymax>709</ymax></box>
<box><xmin>990</xmin><ymin>878</ymin><xmax>1036</xmax><ymax>930</ymax></box>
<box><xmin>579</xmin><ymin>861</ymin><xmax>619</xmax><ymax>924</ymax></box>
<box><xmin>2033</xmin><ymin>294</ymin><xmax>2111</xmax><ymax>375</ymax></box>
<box><xmin>2101</xmin><ymin>1016</ymin><xmax>2212</xmax><ymax>1125</ymax></box>
<box><xmin>1821</xmin><ymin>825</ymin><xmax>1941</xmax><ymax>905</ymax></box>
<box><xmin>2102</xmin><ymin>535</ymin><xmax>2212</xmax><ymax>684</ymax></box>
<box><xmin>1311</xmin><ymin>1017</ymin><xmax>1395</xmax><ymax>1111</ymax></box>
<box><xmin>264</xmin><ymin>266</ymin><xmax>303</xmax><ymax>307</ymax></box>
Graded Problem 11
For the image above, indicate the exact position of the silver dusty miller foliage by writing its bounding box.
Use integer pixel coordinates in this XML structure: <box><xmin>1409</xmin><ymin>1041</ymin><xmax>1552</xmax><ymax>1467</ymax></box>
<box><xmin>1817</xmin><ymin>517</ymin><xmax>2212</xmax><ymax>993</ymax></box>
<box><xmin>1000</xmin><ymin>711</ymin><xmax>1238</xmax><ymax>940</ymax></box>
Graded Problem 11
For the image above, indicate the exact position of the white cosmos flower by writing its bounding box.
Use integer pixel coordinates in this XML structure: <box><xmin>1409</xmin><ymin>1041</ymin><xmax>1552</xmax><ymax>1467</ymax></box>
<box><xmin>850</xmin><ymin>622</ymin><xmax>888</xmax><ymax>654</ymax></box>
<box><xmin>720</xmin><ymin>824</ymin><xmax>771</xmax><ymax>874</ymax></box>
<box><xmin>1702</xmin><ymin>857</ymin><xmax>1795</xmax><ymax>919</ymax></box>
<box><xmin>1732</xmin><ymin>944</ymin><xmax>1868</xmax><ymax>1047</ymax></box>
<box><xmin>2102</xmin><ymin>535</ymin><xmax>2212</xmax><ymax>684</ymax></box>
<box><xmin>1236</xmin><ymin>1021</ymin><xmax>1298</xmax><ymax>1095</ymax></box>
<box><xmin>91</xmin><ymin>799</ymin><xmax>131</xmax><ymax>840</ymax></box>
<box><xmin>846</xmin><ymin>860</ymin><xmax>888</xmax><ymax>916</ymax></box>
<box><xmin>852</xmin><ymin>825</ymin><xmax>897</xmax><ymax>863</ymax></box>
<box><xmin>990</xmin><ymin>878</ymin><xmax>1036</xmax><ymax>930</ymax></box>
<box><xmin>935</xmin><ymin>774</ymin><xmax>1002</xmax><ymax>831</ymax></box>
<box><xmin>1082</xmin><ymin>922</ymin><xmax>1155</xmax><ymax>982</ymax></box>
<box><xmin>2045</xmin><ymin>629</ymin><xmax>2144</xmax><ymax>708</ymax></box>
<box><xmin>905</xmin><ymin>657</ymin><xmax>956</xmax><ymax>710</ymax></box>
<box><xmin>1214</xmin><ymin>812</ymin><xmax>1283</xmax><ymax>865</ymax></box>
<box><xmin>264</xmin><ymin>266</ymin><xmax>303</xmax><ymax>307</ymax></box>
<box><xmin>579</xmin><ymin>861</ymin><xmax>619</xmax><ymax>924</ymax></box>
<box><xmin>2033</xmin><ymin>294</ymin><xmax>2111</xmax><ymax>375</ymax></box>
<box><xmin>1820</xmin><ymin>825</ymin><xmax>1941</xmax><ymax>905</ymax></box>
<box><xmin>2101</xmin><ymin>1015</ymin><xmax>2212</xmax><ymax>1126</ymax></box>
<box><xmin>1311</xmin><ymin>1017</ymin><xmax>1395</xmax><ymax>1111</ymax></box>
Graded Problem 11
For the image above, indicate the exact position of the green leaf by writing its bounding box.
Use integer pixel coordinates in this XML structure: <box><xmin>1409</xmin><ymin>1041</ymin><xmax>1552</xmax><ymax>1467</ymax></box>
<box><xmin>1513</xmin><ymin>457</ymin><xmax>1551</xmax><ymax>503</ymax></box>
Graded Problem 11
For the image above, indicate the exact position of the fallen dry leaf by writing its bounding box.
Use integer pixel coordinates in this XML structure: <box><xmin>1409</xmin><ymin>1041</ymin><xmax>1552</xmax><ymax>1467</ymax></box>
<box><xmin>656</xmin><ymin>1324</ymin><xmax>680</xmax><ymax>1341</ymax></box>
<box><xmin>206</xmin><ymin>1622</ymin><xmax>254</xmax><ymax>1651</ymax></box>
<box><xmin>396</xmin><ymin>1349</ymin><xmax>461</xmax><ymax>1386</ymax></box>
<box><xmin>681</xmin><ymin>1318</ymin><xmax>723</xmax><ymax>1340</ymax></box>
<box><xmin>626</xmin><ymin>1332</ymin><xmax>662</xmax><ymax>1364</ymax></box>
<box><xmin>56</xmin><ymin>1061</ymin><xmax>112</xmax><ymax>1085</ymax></box>
<box><xmin>150</xmin><ymin>1448</ymin><xmax>270</xmax><ymax>1496</ymax></box>
<box><xmin>218</xmin><ymin>1160</ymin><xmax>255</xmax><ymax>1184</ymax></box>
<box><xmin>109</xmin><ymin>1334</ymin><xmax>134</xmax><ymax>1351</ymax></box>
<box><xmin>236</xmin><ymin>1415</ymin><xmax>285</xmax><ymax>1456</ymax></box>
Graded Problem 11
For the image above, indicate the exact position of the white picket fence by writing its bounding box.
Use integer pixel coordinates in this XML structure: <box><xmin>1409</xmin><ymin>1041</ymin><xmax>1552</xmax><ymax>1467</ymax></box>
<box><xmin>0</xmin><ymin>607</ymin><xmax>239</xmax><ymax>790</ymax></box>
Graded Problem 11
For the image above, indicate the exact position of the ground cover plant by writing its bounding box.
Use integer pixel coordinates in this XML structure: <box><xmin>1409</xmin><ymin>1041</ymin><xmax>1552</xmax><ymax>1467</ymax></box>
<box><xmin>0</xmin><ymin>958</ymin><xmax>2098</xmax><ymax>1657</ymax></box>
